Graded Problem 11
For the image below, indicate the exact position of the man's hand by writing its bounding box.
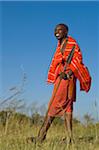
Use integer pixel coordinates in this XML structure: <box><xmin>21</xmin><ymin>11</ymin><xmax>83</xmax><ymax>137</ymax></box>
<box><xmin>59</xmin><ymin>72</ymin><xmax>69</xmax><ymax>80</ymax></box>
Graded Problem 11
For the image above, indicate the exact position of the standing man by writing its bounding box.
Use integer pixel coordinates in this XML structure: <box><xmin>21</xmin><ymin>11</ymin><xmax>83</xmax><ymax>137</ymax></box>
<box><xmin>28</xmin><ymin>23</ymin><xmax>91</xmax><ymax>144</ymax></box>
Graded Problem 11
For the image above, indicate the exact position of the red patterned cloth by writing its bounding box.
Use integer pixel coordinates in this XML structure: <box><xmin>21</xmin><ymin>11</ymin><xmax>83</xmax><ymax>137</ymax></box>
<box><xmin>47</xmin><ymin>36</ymin><xmax>91</xmax><ymax>92</ymax></box>
<box><xmin>48</xmin><ymin>75</ymin><xmax>76</xmax><ymax>117</ymax></box>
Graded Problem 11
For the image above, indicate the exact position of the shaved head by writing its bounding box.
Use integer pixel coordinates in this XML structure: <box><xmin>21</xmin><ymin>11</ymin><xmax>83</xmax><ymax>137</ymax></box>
<box><xmin>55</xmin><ymin>23</ymin><xmax>69</xmax><ymax>32</ymax></box>
<box><xmin>54</xmin><ymin>23</ymin><xmax>69</xmax><ymax>41</ymax></box>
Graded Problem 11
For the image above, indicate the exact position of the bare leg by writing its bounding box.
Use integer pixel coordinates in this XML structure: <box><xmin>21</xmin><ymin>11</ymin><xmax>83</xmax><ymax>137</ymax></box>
<box><xmin>26</xmin><ymin>116</ymin><xmax>54</xmax><ymax>144</ymax></box>
<box><xmin>64</xmin><ymin>113</ymin><xmax>73</xmax><ymax>144</ymax></box>
<box><xmin>37</xmin><ymin>116</ymin><xmax>54</xmax><ymax>142</ymax></box>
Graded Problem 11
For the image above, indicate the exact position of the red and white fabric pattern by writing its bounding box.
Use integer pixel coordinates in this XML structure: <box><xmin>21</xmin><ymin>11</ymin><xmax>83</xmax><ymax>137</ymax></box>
<box><xmin>47</xmin><ymin>36</ymin><xmax>91</xmax><ymax>92</ymax></box>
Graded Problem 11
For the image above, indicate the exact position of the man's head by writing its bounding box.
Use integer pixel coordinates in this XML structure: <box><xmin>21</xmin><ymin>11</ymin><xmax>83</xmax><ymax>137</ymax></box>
<box><xmin>54</xmin><ymin>23</ymin><xmax>68</xmax><ymax>40</ymax></box>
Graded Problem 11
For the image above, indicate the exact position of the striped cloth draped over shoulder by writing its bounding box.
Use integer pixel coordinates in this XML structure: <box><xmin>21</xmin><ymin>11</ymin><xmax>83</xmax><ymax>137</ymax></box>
<box><xmin>47</xmin><ymin>36</ymin><xmax>91</xmax><ymax>92</ymax></box>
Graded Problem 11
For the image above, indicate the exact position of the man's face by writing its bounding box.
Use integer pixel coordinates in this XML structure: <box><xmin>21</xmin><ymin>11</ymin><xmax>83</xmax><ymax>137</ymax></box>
<box><xmin>54</xmin><ymin>25</ymin><xmax>67</xmax><ymax>40</ymax></box>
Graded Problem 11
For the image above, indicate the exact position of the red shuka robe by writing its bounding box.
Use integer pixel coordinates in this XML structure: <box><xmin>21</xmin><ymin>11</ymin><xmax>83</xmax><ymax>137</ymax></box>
<box><xmin>47</xmin><ymin>36</ymin><xmax>91</xmax><ymax>117</ymax></box>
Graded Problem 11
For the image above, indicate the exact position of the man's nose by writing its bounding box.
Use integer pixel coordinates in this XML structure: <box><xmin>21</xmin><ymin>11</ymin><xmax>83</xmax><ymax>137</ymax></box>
<box><xmin>55</xmin><ymin>31</ymin><xmax>59</xmax><ymax>35</ymax></box>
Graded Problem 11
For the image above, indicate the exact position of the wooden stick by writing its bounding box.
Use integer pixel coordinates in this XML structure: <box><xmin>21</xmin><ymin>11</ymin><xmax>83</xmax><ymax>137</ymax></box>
<box><xmin>38</xmin><ymin>77</ymin><xmax>62</xmax><ymax>137</ymax></box>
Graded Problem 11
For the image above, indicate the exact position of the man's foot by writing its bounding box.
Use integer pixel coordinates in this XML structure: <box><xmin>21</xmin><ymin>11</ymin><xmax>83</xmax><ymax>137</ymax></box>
<box><xmin>60</xmin><ymin>137</ymin><xmax>66</xmax><ymax>143</ymax></box>
<box><xmin>26</xmin><ymin>136</ymin><xmax>45</xmax><ymax>144</ymax></box>
<box><xmin>26</xmin><ymin>136</ymin><xmax>37</xmax><ymax>144</ymax></box>
<box><xmin>67</xmin><ymin>137</ymin><xmax>75</xmax><ymax>145</ymax></box>
<box><xmin>62</xmin><ymin>136</ymin><xmax>66</xmax><ymax>141</ymax></box>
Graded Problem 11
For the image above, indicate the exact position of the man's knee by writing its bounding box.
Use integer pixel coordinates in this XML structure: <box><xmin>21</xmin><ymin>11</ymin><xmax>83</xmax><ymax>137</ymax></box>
<box><xmin>47</xmin><ymin>116</ymin><xmax>54</xmax><ymax>125</ymax></box>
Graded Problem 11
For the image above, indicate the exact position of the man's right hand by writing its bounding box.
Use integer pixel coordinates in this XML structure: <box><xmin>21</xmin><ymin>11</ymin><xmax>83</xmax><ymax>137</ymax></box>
<box><xmin>59</xmin><ymin>72</ymin><xmax>68</xmax><ymax>80</ymax></box>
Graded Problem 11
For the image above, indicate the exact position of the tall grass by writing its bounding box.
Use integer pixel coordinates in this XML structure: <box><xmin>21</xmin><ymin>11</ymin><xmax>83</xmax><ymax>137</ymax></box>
<box><xmin>0</xmin><ymin>112</ymin><xmax>99</xmax><ymax>150</ymax></box>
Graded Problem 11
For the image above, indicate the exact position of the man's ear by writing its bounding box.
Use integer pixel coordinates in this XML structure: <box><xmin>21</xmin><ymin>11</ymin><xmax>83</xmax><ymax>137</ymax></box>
<box><xmin>64</xmin><ymin>30</ymin><xmax>68</xmax><ymax>36</ymax></box>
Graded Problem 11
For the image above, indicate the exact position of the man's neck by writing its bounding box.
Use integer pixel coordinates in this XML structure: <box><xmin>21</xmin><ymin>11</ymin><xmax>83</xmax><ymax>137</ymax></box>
<box><xmin>59</xmin><ymin>36</ymin><xmax>68</xmax><ymax>45</ymax></box>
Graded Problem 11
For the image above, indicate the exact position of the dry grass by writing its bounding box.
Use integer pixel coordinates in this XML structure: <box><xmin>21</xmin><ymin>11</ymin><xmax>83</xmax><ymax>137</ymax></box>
<box><xmin>0</xmin><ymin>117</ymin><xmax>99</xmax><ymax>150</ymax></box>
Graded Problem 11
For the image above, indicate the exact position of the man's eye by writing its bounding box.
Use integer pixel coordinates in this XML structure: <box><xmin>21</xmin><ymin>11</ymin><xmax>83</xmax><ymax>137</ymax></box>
<box><xmin>55</xmin><ymin>28</ymin><xmax>62</xmax><ymax>34</ymax></box>
<box><xmin>59</xmin><ymin>29</ymin><xmax>62</xmax><ymax>32</ymax></box>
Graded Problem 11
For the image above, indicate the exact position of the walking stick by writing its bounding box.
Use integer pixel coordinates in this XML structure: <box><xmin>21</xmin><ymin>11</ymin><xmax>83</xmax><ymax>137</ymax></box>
<box><xmin>38</xmin><ymin>45</ymin><xmax>75</xmax><ymax>137</ymax></box>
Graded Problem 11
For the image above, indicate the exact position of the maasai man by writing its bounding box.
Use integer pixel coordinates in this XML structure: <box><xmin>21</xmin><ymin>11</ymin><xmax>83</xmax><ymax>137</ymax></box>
<box><xmin>28</xmin><ymin>23</ymin><xmax>91</xmax><ymax>144</ymax></box>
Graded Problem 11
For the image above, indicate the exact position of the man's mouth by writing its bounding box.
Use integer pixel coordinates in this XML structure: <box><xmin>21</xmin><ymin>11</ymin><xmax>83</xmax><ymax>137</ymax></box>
<box><xmin>55</xmin><ymin>33</ymin><xmax>61</xmax><ymax>39</ymax></box>
<box><xmin>55</xmin><ymin>33</ymin><xmax>60</xmax><ymax>37</ymax></box>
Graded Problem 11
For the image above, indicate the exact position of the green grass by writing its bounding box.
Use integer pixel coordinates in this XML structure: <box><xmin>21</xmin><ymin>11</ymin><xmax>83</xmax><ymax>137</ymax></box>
<box><xmin>0</xmin><ymin>119</ymin><xmax>99</xmax><ymax>150</ymax></box>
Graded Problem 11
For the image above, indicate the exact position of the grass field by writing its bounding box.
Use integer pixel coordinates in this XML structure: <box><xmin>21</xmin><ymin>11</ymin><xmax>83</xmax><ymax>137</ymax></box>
<box><xmin>0</xmin><ymin>113</ymin><xmax>99</xmax><ymax>150</ymax></box>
